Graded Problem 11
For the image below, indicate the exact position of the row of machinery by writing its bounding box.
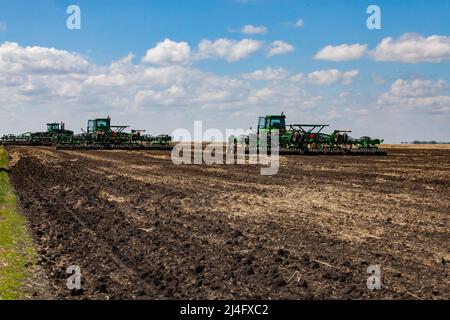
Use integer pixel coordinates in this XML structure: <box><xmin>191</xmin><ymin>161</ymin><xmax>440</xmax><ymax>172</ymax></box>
<box><xmin>1</xmin><ymin>113</ymin><xmax>386</xmax><ymax>155</ymax></box>
<box><xmin>1</xmin><ymin>117</ymin><xmax>172</xmax><ymax>150</ymax></box>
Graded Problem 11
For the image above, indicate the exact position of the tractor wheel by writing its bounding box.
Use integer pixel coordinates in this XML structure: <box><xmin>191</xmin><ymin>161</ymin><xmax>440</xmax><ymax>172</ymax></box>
<box><xmin>299</xmin><ymin>132</ymin><xmax>305</xmax><ymax>143</ymax></box>
<box><xmin>342</xmin><ymin>133</ymin><xmax>349</xmax><ymax>144</ymax></box>
<box><xmin>334</xmin><ymin>132</ymin><xmax>341</xmax><ymax>144</ymax></box>
<box><xmin>292</xmin><ymin>131</ymin><xmax>305</xmax><ymax>144</ymax></box>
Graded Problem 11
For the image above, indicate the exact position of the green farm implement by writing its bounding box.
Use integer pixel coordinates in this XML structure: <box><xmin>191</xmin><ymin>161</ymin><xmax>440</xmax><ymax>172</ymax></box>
<box><xmin>1</xmin><ymin>122</ymin><xmax>73</xmax><ymax>146</ymax></box>
<box><xmin>55</xmin><ymin>117</ymin><xmax>172</xmax><ymax>150</ymax></box>
<box><xmin>231</xmin><ymin>113</ymin><xmax>386</xmax><ymax>156</ymax></box>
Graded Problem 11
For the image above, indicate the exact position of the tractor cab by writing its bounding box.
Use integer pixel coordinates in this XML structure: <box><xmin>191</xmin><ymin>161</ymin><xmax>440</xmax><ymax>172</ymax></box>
<box><xmin>257</xmin><ymin>114</ymin><xmax>286</xmax><ymax>134</ymax></box>
<box><xmin>87</xmin><ymin>117</ymin><xmax>111</xmax><ymax>133</ymax></box>
<box><xmin>46</xmin><ymin>122</ymin><xmax>73</xmax><ymax>136</ymax></box>
<box><xmin>47</xmin><ymin>123</ymin><xmax>61</xmax><ymax>133</ymax></box>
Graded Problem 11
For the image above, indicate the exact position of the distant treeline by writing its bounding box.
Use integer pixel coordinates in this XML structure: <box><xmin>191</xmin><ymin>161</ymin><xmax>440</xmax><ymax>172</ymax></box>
<box><xmin>401</xmin><ymin>141</ymin><xmax>450</xmax><ymax>144</ymax></box>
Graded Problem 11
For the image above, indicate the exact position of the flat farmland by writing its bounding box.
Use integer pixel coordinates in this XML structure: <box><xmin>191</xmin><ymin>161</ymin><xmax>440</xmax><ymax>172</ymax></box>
<box><xmin>5</xmin><ymin>146</ymin><xmax>450</xmax><ymax>299</ymax></box>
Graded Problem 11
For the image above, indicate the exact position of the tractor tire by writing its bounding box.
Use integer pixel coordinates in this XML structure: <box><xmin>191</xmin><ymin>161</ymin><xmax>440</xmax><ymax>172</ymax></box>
<box><xmin>334</xmin><ymin>132</ymin><xmax>341</xmax><ymax>144</ymax></box>
<box><xmin>342</xmin><ymin>133</ymin><xmax>349</xmax><ymax>144</ymax></box>
<box><xmin>292</xmin><ymin>131</ymin><xmax>305</xmax><ymax>144</ymax></box>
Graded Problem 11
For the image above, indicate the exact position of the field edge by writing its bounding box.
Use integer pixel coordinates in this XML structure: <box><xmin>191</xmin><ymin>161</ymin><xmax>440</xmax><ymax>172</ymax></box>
<box><xmin>0</xmin><ymin>146</ymin><xmax>39</xmax><ymax>300</ymax></box>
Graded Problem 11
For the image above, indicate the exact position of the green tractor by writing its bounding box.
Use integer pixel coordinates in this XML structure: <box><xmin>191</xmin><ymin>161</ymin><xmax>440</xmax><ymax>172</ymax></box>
<box><xmin>57</xmin><ymin>117</ymin><xmax>138</xmax><ymax>149</ymax></box>
<box><xmin>1</xmin><ymin>122</ymin><xmax>73</xmax><ymax>146</ymax></box>
<box><xmin>86</xmin><ymin>117</ymin><xmax>135</xmax><ymax>146</ymax></box>
<box><xmin>36</xmin><ymin>122</ymin><xmax>74</xmax><ymax>145</ymax></box>
<box><xmin>56</xmin><ymin>116</ymin><xmax>172</xmax><ymax>150</ymax></box>
<box><xmin>232</xmin><ymin>113</ymin><xmax>386</xmax><ymax>155</ymax></box>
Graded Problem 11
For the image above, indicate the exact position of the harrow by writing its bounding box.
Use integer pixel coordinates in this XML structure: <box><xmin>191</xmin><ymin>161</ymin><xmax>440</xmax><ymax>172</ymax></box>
<box><xmin>55</xmin><ymin>143</ymin><xmax>173</xmax><ymax>151</ymax></box>
<box><xmin>1</xmin><ymin>122</ymin><xmax>73</xmax><ymax>146</ymax></box>
<box><xmin>231</xmin><ymin>113</ymin><xmax>387</xmax><ymax>156</ymax></box>
<box><xmin>2</xmin><ymin>113</ymin><xmax>385</xmax><ymax>156</ymax></box>
<box><xmin>54</xmin><ymin>117</ymin><xmax>172</xmax><ymax>150</ymax></box>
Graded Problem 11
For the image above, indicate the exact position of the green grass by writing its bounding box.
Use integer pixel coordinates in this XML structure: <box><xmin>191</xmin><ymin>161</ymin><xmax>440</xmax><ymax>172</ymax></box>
<box><xmin>0</xmin><ymin>146</ymin><xmax>36</xmax><ymax>300</ymax></box>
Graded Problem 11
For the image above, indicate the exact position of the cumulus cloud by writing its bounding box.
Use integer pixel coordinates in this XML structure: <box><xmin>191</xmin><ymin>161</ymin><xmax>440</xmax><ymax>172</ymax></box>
<box><xmin>0</xmin><ymin>42</ymin><xmax>90</xmax><ymax>74</ymax></box>
<box><xmin>196</xmin><ymin>38</ymin><xmax>262</xmax><ymax>62</ymax></box>
<box><xmin>378</xmin><ymin>79</ymin><xmax>450</xmax><ymax>112</ymax></box>
<box><xmin>241</xmin><ymin>25</ymin><xmax>267</xmax><ymax>35</ymax></box>
<box><xmin>142</xmin><ymin>38</ymin><xmax>191</xmax><ymax>65</ymax></box>
<box><xmin>0</xmin><ymin>41</ymin><xmax>256</xmax><ymax>112</ymax></box>
<box><xmin>268</xmin><ymin>40</ymin><xmax>295</xmax><ymax>57</ymax></box>
<box><xmin>247</xmin><ymin>83</ymin><xmax>322</xmax><ymax>110</ymax></box>
<box><xmin>386</xmin><ymin>79</ymin><xmax>446</xmax><ymax>97</ymax></box>
<box><xmin>370</xmin><ymin>33</ymin><xmax>450</xmax><ymax>63</ymax></box>
<box><xmin>4</xmin><ymin>40</ymin><xmax>449</xmax><ymax>142</ymax></box>
<box><xmin>0</xmin><ymin>41</ymin><xmax>334</xmax><ymax>136</ymax></box>
<box><xmin>291</xmin><ymin>69</ymin><xmax>359</xmax><ymax>85</ymax></box>
<box><xmin>314</xmin><ymin>43</ymin><xmax>367</xmax><ymax>61</ymax></box>
<box><xmin>242</xmin><ymin>67</ymin><xmax>289</xmax><ymax>81</ymax></box>
<box><xmin>133</xmin><ymin>70</ymin><xmax>249</xmax><ymax>108</ymax></box>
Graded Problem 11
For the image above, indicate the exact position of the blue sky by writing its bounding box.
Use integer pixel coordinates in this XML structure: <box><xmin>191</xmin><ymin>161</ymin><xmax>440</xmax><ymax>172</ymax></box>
<box><xmin>0</xmin><ymin>0</ymin><xmax>449</xmax><ymax>142</ymax></box>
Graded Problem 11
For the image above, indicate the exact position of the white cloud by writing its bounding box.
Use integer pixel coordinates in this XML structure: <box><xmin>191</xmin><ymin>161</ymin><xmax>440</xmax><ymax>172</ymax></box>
<box><xmin>248</xmin><ymin>83</ymin><xmax>322</xmax><ymax>110</ymax></box>
<box><xmin>0</xmin><ymin>42</ymin><xmax>90</xmax><ymax>74</ymax></box>
<box><xmin>0</xmin><ymin>42</ymin><xmax>254</xmax><ymax>112</ymax></box>
<box><xmin>289</xmin><ymin>73</ymin><xmax>304</xmax><ymax>83</ymax></box>
<box><xmin>378</xmin><ymin>79</ymin><xmax>450</xmax><ymax>112</ymax></box>
<box><xmin>268</xmin><ymin>40</ymin><xmax>295</xmax><ymax>57</ymax></box>
<box><xmin>196</xmin><ymin>38</ymin><xmax>262</xmax><ymax>62</ymax></box>
<box><xmin>313</xmin><ymin>33</ymin><xmax>450</xmax><ymax>64</ymax></box>
<box><xmin>314</xmin><ymin>43</ymin><xmax>367</xmax><ymax>61</ymax></box>
<box><xmin>282</xmin><ymin>18</ymin><xmax>304</xmax><ymax>28</ymax></box>
<box><xmin>370</xmin><ymin>33</ymin><xmax>450</xmax><ymax>63</ymax></box>
<box><xmin>386</xmin><ymin>79</ymin><xmax>446</xmax><ymax>97</ymax></box>
<box><xmin>241</xmin><ymin>25</ymin><xmax>268</xmax><ymax>35</ymax></box>
<box><xmin>295</xmin><ymin>19</ymin><xmax>304</xmax><ymax>28</ymax></box>
<box><xmin>2</xmin><ymin>41</ymin><xmax>449</xmax><ymax>143</ymax></box>
<box><xmin>291</xmin><ymin>69</ymin><xmax>359</xmax><ymax>85</ymax></box>
<box><xmin>0</xmin><ymin>21</ymin><xmax>6</xmax><ymax>32</ymax></box>
<box><xmin>242</xmin><ymin>67</ymin><xmax>289</xmax><ymax>81</ymax></box>
<box><xmin>133</xmin><ymin>70</ymin><xmax>249</xmax><ymax>108</ymax></box>
<box><xmin>142</xmin><ymin>38</ymin><xmax>191</xmax><ymax>65</ymax></box>
<box><xmin>134</xmin><ymin>85</ymin><xmax>186</xmax><ymax>107</ymax></box>
<box><xmin>0</xmin><ymin>42</ymin><xmax>329</xmax><ymax>136</ymax></box>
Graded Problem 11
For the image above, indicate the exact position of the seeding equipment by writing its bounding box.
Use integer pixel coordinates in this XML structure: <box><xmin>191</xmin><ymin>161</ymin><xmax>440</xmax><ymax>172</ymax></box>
<box><xmin>55</xmin><ymin>116</ymin><xmax>172</xmax><ymax>150</ymax></box>
<box><xmin>231</xmin><ymin>113</ymin><xmax>386</xmax><ymax>155</ymax></box>
<box><xmin>1</xmin><ymin>122</ymin><xmax>73</xmax><ymax>146</ymax></box>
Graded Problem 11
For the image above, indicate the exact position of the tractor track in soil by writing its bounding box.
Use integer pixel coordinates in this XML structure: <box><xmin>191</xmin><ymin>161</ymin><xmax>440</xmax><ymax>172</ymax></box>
<box><xmin>5</xmin><ymin>146</ymin><xmax>450</xmax><ymax>299</ymax></box>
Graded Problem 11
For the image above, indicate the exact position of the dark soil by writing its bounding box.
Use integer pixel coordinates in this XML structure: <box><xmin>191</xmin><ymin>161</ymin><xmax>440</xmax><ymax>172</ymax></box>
<box><xmin>6</xmin><ymin>146</ymin><xmax>450</xmax><ymax>299</ymax></box>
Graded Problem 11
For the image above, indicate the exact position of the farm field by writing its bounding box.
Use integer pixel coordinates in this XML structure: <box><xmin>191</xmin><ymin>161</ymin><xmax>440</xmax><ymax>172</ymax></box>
<box><xmin>4</xmin><ymin>145</ymin><xmax>450</xmax><ymax>299</ymax></box>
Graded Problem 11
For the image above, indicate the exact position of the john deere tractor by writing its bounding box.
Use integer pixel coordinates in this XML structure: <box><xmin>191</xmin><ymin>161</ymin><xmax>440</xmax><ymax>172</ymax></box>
<box><xmin>232</xmin><ymin>113</ymin><xmax>386</xmax><ymax>155</ymax></box>
<box><xmin>1</xmin><ymin>122</ymin><xmax>73</xmax><ymax>146</ymax></box>
<box><xmin>56</xmin><ymin>116</ymin><xmax>172</xmax><ymax>150</ymax></box>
